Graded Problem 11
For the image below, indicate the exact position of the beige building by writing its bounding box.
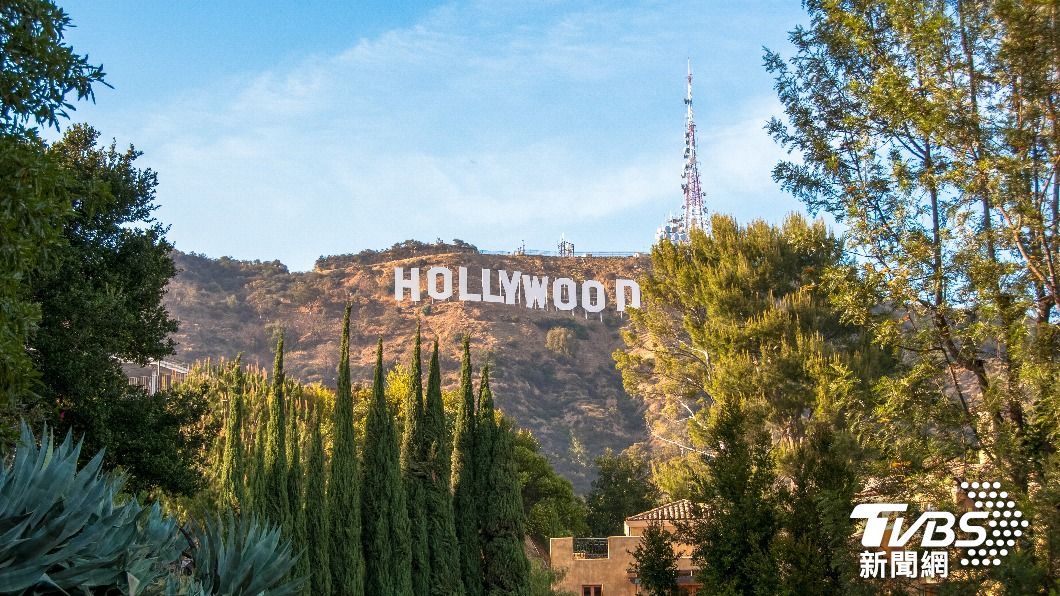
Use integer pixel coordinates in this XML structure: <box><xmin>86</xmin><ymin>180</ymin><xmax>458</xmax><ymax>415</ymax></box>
<box><xmin>550</xmin><ymin>500</ymin><xmax>702</xmax><ymax>596</ymax></box>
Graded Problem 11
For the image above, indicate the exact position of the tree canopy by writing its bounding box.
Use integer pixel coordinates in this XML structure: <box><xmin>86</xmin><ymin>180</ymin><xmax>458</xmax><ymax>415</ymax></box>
<box><xmin>766</xmin><ymin>0</ymin><xmax>1060</xmax><ymax>589</ymax></box>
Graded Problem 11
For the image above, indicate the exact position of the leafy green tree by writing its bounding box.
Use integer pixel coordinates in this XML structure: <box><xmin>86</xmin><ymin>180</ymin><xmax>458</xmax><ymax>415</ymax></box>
<box><xmin>263</xmin><ymin>332</ymin><xmax>290</xmax><ymax>530</ymax></box>
<box><xmin>480</xmin><ymin>418</ymin><xmax>530</xmax><ymax>596</ymax></box>
<box><xmin>584</xmin><ymin>447</ymin><xmax>659</xmax><ymax>537</ymax></box>
<box><xmin>512</xmin><ymin>428</ymin><xmax>588</xmax><ymax>548</ymax></box>
<box><xmin>451</xmin><ymin>337</ymin><xmax>481</xmax><ymax>596</ymax></box>
<box><xmin>771</xmin><ymin>421</ymin><xmax>861</xmax><ymax>594</ymax></box>
<box><xmin>328</xmin><ymin>305</ymin><xmax>364</xmax><ymax>595</ymax></box>
<box><xmin>0</xmin><ymin>7</ymin><xmax>101</xmax><ymax>395</ymax></box>
<box><xmin>31</xmin><ymin>125</ymin><xmax>183</xmax><ymax>491</ymax></box>
<box><xmin>629</xmin><ymin>522</ymin><xmax>679</xmax><ymax>596</ymax></box>
<box><xmin>0</xmin><ymin>132</ymin><xmax>68</xmax><ymax>417</ymax></box>
<box><xmin>361</xmin><ymin>340</ymin><xmax>413</xmax><ymax>595</ymax></box>
<box><xmin>218</xmin><ymin>357</ymin><xmax>246</xmax><ymax>510</ymax></box>
<box><xmin>401</xmin><ymin>326</ymin><xmax>430</xmax><ymax>596</ymax></box>
<box><xmin>544</xmin><ymin>327</ymin><xmax>575</xmax><ymax>357</ymax></box>
<box><xmin>765</xmin><ymin>1</ymin><xmax>1060</xmax><ymax>588</ymax></box>
<box><xmin>424</xmin><ymin>341</ymin><xmax>464</xmax><ymax>596</ymax></box>
<box><xmin>0</xmin><ymin>0</ymin><xmax>106</xmax><ymax>133</ymax></box>
<box><xmin>102</xmin><ymin>381</ymin><xmax>213</xmax><ymax>497</ymax></box>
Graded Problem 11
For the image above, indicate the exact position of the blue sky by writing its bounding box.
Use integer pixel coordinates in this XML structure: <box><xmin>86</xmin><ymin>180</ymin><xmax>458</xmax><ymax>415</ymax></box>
<box><xmin>60</xmin><ymin>1</ymin><xmax>810</xmax><ymax>271</ymax></box>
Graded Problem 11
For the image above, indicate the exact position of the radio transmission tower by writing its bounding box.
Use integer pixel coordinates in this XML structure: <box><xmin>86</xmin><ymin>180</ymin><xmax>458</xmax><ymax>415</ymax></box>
<box><xmin>681</xmin><ymin>59</ymin><xmax>706</xmax><ymax>233</ymax></box>
<box><xmin>657</xmin><ymin>60</ymin><xmax>707</xmax><ymax>243</ymax></box>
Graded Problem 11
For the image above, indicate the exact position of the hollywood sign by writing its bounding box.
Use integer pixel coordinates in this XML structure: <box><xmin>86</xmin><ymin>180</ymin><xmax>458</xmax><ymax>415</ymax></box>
<box><xmin>394</xmin><ymin>266</ymin><xmax>641</xmax><ymax>313</ymax></box>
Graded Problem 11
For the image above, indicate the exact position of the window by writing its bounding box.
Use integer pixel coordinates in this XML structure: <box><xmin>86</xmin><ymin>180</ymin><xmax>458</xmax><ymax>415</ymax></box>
<box><xmin>581</xmin><ymin>586</ymin><xmax>601</xmax><ymax>596</ymax></box>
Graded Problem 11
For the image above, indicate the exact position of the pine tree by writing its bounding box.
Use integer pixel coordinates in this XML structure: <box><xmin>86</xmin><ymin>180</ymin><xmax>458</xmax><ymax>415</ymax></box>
<box><xmin>361</xmin><ymin>340</ymin><xmax>413</xmax><ymax>595</ymax></box>
<box><xmin>328</xmin><ymin>305</ymin><xmax>364</xmax><ymax>595</ymax></box>
<box><xmin>287</xmin><ymin>397</ymin><xmax>309</xmax><ymax>588</ymax></box>
<box><xmin>451</xmin><ymin>337</ymin><xmax>481</xmax><ymax>596</ymax></box>
<box><xmin>305</xmin><ymin>407</ymin><xmax>331</xmax><ymax>595</ymax></box>
<box><xmin>630</xmin><ymin>522</ymin><xmax>679</xmax><ymax>596</ymax></box>
<box><xmin>475</xmin><ymin>365</ymin><xmax>497</xmax><ymax>549</ymax></box>
<box><xmin>401</xmin><ymin>325</ymin><xmax>430</xmax><ymax>596</ymax></box>
<box><xmin>617</xmin><ymin>215</ymin><xmax>889</xmax><ymax>593</ymax></box>
<box><xmin>264</xmin><ymin>331</ymin><xmax>290</xmax><ymax>530</ymax></box>
<box><xmin>480</xmin><ymin>418</ymin><xmax>530</xmax><ymax>596</ymax></box>
<box><xmin>218</xmin><ymin>356</ymin><xmax>245</xmax><ymax>511</ymax></box>
<box><xmin>686</xmin><ymin>391</ymin><xmax>778</xmax><ymax>595</ymax></box>
<box><xmin>424</xmin><ymin>341</ymin><xmax>465</xmax><ymax>596</ymax></box>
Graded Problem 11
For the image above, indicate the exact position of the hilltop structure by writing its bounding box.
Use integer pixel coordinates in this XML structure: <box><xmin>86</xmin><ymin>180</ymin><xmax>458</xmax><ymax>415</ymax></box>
<box><xmin>657</xmin><ymin>61</ymin><xmax>707</xmax><ymax>244</ymax></box>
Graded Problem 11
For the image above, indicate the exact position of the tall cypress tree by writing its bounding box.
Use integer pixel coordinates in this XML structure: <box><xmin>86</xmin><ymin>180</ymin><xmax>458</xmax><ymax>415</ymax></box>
<box><xmin>264</xmin><ymin>331</ymin><xmax>290</xmax><ymax>530</ymax></box>
<box><xmin>424</xmin><ymin>341</ymin><xmax>465</xmax><ymax>596</ymax></box>
<box><xmin>287</xmin><ymin>398</ymin><xmax>309</xmax><ymax>587</ymax></box>
<box><xmin>305</xmin><ymin>407</ymin><xmax>331</xmax><ymax>595</ymax></box>
<box><xmin>401</xmin><ymin>326</ymin><xmax>430</xmax><ymax>596</ymax></box>
<box><xmin>475</xmin><ymin>364</ymin><xmax>496</xmax><ymax>545</ymax></box>
<box><xmin>481</xmin><ymin>419</ymin><xmax>530</xmax><ymax>596</ymax></box>
<box><xmin>249</xmin><ymin>406</ymin><xmax>268</xmax><ymax>517</ymax></box>
<box><xmin>218</xmin><ymin>355</ymin><xmax>245</xmax><ymax>511</ymax></box>
<box><xmin>361</xmin><ymin>339</ymin><xmax>413</xmax><ymax>596</ymax></box>
<box><xmin>451</xmin><ymin>337</ymin><xmax>481</xmax><ymax>596</ymax></box>
<box><xmin>328</xmin><ymin>305</ymin><xmax>364</xmax><ymax>595</ymax></box>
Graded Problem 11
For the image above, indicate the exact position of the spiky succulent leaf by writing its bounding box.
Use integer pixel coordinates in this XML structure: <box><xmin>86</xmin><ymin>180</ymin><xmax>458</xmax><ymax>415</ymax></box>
<box><xmin>185</xmin><ymin>514</ymin><xmax>304</xmax><ymax>596</ymax></box>
<box><xmin>0</xmin><ymin>424</ymin><xmax>183</xmax><ymax>594</ymax></box>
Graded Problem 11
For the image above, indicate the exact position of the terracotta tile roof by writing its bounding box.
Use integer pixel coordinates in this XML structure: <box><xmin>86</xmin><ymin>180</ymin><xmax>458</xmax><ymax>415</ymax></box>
<box><xmin>625</xmin><ymin>499</ymin><xmax>700</xmax><ymax>522</ymax></box>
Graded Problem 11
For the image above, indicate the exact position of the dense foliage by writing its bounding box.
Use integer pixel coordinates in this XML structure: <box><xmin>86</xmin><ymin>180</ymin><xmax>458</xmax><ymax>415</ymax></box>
<box><xmin>0</xmin><ymin>0</ymin><xmax>105</xmax><ymax>132</ymax></box>
<box><xmin>618</xmin><ymin>215</ymin><xmax>890</xmax><ymax>594</ymax></box>
<box><xmin>584</xmin><ymin>447</ymin><xmax>660</xmax><ymax>537</ymax></box>
<box><xmin>36</xmin><ymin>124</ymin><xmax>182</xmax><ymax>489</ymax></box>
<box><xmin>514</xmin><ymin>429</ymin><xmax>588</xmax><ymax>548</ymax></box>
<box><xmin>0</xmin><ymin>0</ymin><xmax>102</xmax><ymax>429</ymax></box>
<box><xmin>401</xmin><ymin>327</ymin><xmax>431</xmax><ymax>596</ymax></box>
<box><xmin>172</xmin><ymin>314</ymin><xmax>546</xmax><ymax>595</ymax></box>
<box><xmin>327</xmin><ymin>305</ymin><xmax>365</xmax><ymax>594</ymax></box>
<box><xmin>764</xmin><ymin>0</ymin><xmax>1060</xmax><ymax>590</ymax></box>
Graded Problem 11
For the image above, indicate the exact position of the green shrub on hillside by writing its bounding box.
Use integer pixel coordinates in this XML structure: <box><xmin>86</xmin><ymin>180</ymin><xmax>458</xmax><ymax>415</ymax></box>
<box><xmin>544</xmin><ymin>327</ymin><xmax>576</xmax><ymax>357</ymax></box>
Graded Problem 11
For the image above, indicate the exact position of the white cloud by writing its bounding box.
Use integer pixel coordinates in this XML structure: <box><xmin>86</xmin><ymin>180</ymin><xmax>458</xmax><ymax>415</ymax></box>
<box><xmin>107</xmin><ymin>1</ymin><xmax>803</xmax><ymax>269</ymax></box>
<box><xmin>698</xmin><ymin>96</ymin><xmax>798</xmax><ymax>216</ymax></box>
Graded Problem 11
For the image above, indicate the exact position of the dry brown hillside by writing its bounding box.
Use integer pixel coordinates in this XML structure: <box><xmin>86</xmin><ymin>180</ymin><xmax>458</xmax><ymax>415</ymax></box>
<box><xmin>164</xmin><ymin>242</ymin><xmax>649</xmax><ymax>489</ymax></box>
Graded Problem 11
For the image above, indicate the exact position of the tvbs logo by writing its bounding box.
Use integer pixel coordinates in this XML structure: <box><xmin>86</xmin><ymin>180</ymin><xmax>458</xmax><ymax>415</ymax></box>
<box><xmin>851</xmin><ymin>481</ymin><xmax>1028</xmax><ymax>579</ymax></box>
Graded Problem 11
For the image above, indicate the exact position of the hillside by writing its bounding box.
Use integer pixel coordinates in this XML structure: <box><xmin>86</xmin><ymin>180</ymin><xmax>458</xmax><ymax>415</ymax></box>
<box><xmin>164</xmin><ymin>242</ymin><xmax>650</xmax><ymax>489</ymax></box>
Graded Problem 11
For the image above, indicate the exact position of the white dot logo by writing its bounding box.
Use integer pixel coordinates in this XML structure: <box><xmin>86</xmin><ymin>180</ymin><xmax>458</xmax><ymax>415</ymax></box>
<box><xmin>959</xmin><ymin>480</ymin><xmax>1027</xmax><ymax>567</ymax></box>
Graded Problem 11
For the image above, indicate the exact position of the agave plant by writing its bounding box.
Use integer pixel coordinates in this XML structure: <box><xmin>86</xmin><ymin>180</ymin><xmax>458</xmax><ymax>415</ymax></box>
<box><xmin>1</xmin><ymin>423</ymin><xmax>304</xmax><ymax>595</ymax></box>
<box><xmin>0</xmin><ymin>424</ymin><xmax>184</xmax><ymax>594</ymax></box>
<box><xmin>166</xmin><ymin>515</ymin><xmax>304</xmax><ymax>596</ymax></box>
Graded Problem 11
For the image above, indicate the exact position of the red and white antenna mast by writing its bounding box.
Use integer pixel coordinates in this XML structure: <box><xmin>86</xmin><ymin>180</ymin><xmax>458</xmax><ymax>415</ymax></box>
<box><xmin>681</xmin><ymin>59</ymin><xmax>706</xmax><ymax>233</ymax></box>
